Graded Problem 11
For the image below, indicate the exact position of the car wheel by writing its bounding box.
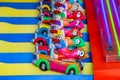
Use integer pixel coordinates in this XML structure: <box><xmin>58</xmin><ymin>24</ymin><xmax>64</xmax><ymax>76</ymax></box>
<box><xmin>77</xmin><ymin>61</ymin><xmax>84</xmax><ymax>71</ymax></box>
<box><xmin>42</xmin><ymin>8</ymin><xmax>49</xmax><ymax>13</ymax></box>
<box><xmin>38</xmin><ymin>41</ymin><xmax>44</xmax><ymax>46</ymax></box>
<box><xmin>39</xmin><ymin>62</ymin><xmax>47</xmax><ymax>71</ymax></box>
<box><xmin>68</xmin><ymin>68</ymin><xmax>75</xmax><ymax>75</ymax></box>
<box><xmin>80</xmin><ymin>61</ymin><xmax>84</xmax><ymax>71</ymax></box>
<box><xmin>42</xmin><ymin>30</ymin><xmax>47</xmax><ymax>35</ymax></box>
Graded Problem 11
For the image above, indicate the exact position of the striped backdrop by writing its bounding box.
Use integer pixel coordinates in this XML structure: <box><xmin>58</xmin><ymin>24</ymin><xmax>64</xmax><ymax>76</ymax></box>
<box><xmin>0</xmin><ymin>0</ymin><xmax>93</xmax><ymax>80</ymax></box>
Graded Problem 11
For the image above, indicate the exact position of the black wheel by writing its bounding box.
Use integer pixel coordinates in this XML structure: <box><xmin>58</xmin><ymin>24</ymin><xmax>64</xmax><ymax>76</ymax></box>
<box><xmin>39</xmin><ymin>62</ymin><xmax>47</xmax><ymax>71</ymax></box>
<box><xmin>38</xmin><ymin>41</ymin><xmax>44</xmax><ymax>46</ymax></box>
<box><xmin>68</xmin><ymin>68</ymin><xmax>75</xmax><ymax>75</ymax></box>
<box><xmin>42</xmin><ymin>8</ymin><xmax>49</xmax><ymax>13</ymax></box>
<box><xmin>77</xmin><ymin>61</ymin><xmax>84</xmax><ymax>71</ymax></box>
<box><xmin>42</xmin><ymin>30</ymin><xmax>47</xmax><ymax>35</ymax></box>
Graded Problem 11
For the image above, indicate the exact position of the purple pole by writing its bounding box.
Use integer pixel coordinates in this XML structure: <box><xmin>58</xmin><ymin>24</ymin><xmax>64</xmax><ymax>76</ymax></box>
<box><xmin>110</xmin><ymin>0</ymin><xmax>120</xmax><ymax>42</ymax></box>
<box><xmin>99</xmin><ymin>0</ymin><xmax>113</xmax><ymax>48</ymax></box>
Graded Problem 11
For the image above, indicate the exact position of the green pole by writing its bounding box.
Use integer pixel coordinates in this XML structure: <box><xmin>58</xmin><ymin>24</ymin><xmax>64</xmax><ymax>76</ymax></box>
<box><xmin>106</xmin><ymin>0</ymin><xmax>120</xmax><ymax>56</ymax></box>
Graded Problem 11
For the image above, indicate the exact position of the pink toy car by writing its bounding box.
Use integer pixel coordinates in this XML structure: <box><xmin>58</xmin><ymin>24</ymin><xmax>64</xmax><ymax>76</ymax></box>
<box><xmin>67</xmin><ymin>19</ymin><xmax>84</xmax><ymax>29</ymax></box>
<box><xmin>55</xmin><ymin>47</ymin><xmax>88</xmax><ymax>60</ymax></box>
<box><xmin>64</xmin><ymin>28</ymin><xmax>83</xmax><ymax>38</ymax></box>
<box><xmin>67</xmin><ymin>10</ymin><xmax>86</xmax><ymax>20</ymax></box>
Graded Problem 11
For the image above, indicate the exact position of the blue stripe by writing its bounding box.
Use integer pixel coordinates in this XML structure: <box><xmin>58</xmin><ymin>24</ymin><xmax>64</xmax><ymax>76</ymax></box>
<box><xmin>0</xmin><ymin>53</ymin><xmax>34</xmax><ymax>63</ymax></box>
<box><xmin>0</xmin><ymin>52</ymin><xmax>91</xmax><ymax>63</ymax></box>
<box><xmin>0</xmin><ymin>2</ymin><xmax>85</xmax><ymax>9</ymax></box>
<box><xmin>0</xmin><ymin>33</ymin><xmax>89</xmax><ymax>42</ymax></box>
<box><xmin>82</xmin><ymin>33</ymin><xmax>90</xmax><ymax>42</ymax></box>
<box><xmin>0</xmin><ymin>2</ymin><xmax>38</xmax><ymax>9</ymax></box>
<box><xmin>81</xmin><ymin>52</ymin><xmax>92</xmax><ymax>62</ymax></box>
<box><xmin>0</xmin><ymin>17</ymin><xmax>87</xmax><ymax>24</ymax></box>
<box><xmin>81</xmin><ymin>2</ymin><xmax>85</xmax><ymax>9</ymax></box>
<box><xmin>82</xmin><ymin>20</ymin><xmax>87</xmax><ymax>24</ymax></box>
<box><xmin>0</xmin><ymin>17</ymin><xmax>38</xmax><ymax>24</ymax></box>
<box><xmin>0</xmin><ymin>34</ymin><xmax>34</xmax><ymax>42</ymax></box>
<box><xmin>0</xmin><ymin>75</ymin><xmax>93</xmax><ymax>80</ymax></box>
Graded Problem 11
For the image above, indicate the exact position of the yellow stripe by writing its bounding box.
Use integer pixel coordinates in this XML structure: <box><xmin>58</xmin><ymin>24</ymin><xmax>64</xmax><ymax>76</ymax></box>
<box><xmin>82</xmin><ymin>63</ymin><xmax>93</xmax><ymax>74</ymax></box>
<box><xmin>84</xmin><ymin>42</ymin><xmax>90</xmax><ymax>52</ymax></box>
<box><xmin>0</xmin><ymin>62</ymin><xmax>93</xmax><ymax>75</ymax></box>
<box><xmin>0</xmin><ymin>22</ymin><xmax>37</xmax><ymax>33</ymax></box>
<box><xmin>83</xmin><ymin>9</ymin><xmax>86</xmax><ymax>14</ymax></box>
<box><xmin>0</xmin><ymin>7</ymin><xmax>38</xmax><ymax>17</ymax></box>
<box><xmin>81</xmin><ymin>24</ymin><xmax>88</xmax><ymax>33</ymax></box>
<box><xmin>0</xmin><ymin>23</ymin><xmax>87</xmax><ymax>33</ymax></box>
<box><xmin>0</xmin><ymin>0</ymin><xmax>38</xmax><ymax>2</ymax></box>
<box><xmin>0</xmin><ymin>41</ymin><xmax>35</xmax><ymax>52</ymax></box>
<box><xmin>0</xmin><ymin>41</ymin><xmax>90</xmax><ymax>53</ymax></box>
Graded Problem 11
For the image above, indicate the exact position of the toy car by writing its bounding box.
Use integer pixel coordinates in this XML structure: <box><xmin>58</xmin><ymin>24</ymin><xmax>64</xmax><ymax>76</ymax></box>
<box><xmin>67</xmin><ymin>1</ymin><xmax>84</xmax><ymax>13</ymax></box>
<box><xmin>65</xmin><ymin>19</ymin><xmax>84</xmax><ymax>29</ymax></box>
<box><xmin>32</xmin><ymin>0</ymin><xmax>88</xmax><ymax>75</ymax></box>
<box><xmin>33</xmin><ymin>28</ymin><xmax>50</xmax><ymax>46</ymax></box>
<box><xmin>34</xmin><ymin>44</ymin><xmax>50</xmax><ymax>55</ymax></box>
<box><xmin>37</xmin><ymin>0</ymin><xmax>52</xmax><ymax>16</ymax></box>
<box><xmin>72</xmin><ymin>36</ymin><xmax>85</xmax><ymax>47</ymax></box>
<box><xmin>53</xmin><ymin>38</ymin><xmax>88</xmax><ymax>59</ymax></box>
<box><xmin>53</xmin><ymin>10</ymin><xmax>85</xmax><ymax>28</ymax></box>
<box><xmin>38</xmin><ymin>12</ymin><xmax>51</xmax><ymax>20</ymax></box>
<box><xmin>33</xmin><ymin>54</ymin><xmax>84</xmax><ymax>75</ymax></box>
<box><xmin>67</xmin><ymin>10</ymin><xmax>86</xmax><ymax>20</ymax></box>
<box><xmin>69</xmin><ymin>0</ymin><xmax>83</xmax><ymax>6</ymax></box>
<box><xmin>64</xmin><ymin>28</ymin><xmax>83</xmax><ymax>38</ymax></box>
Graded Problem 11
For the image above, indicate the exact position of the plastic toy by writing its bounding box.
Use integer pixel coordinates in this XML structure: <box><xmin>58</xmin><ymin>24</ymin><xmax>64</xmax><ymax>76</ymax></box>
<box><xmin>38</xmin><ymin>4</ymin><xmax>51</xmax><ymax>13</ymax></box>
<box><xmin>67</xmin><ymin>1</ymin><xmax>84</xmax><ymax>13</ymax></box>
<box><xmin>54</xmin><ymin>39</ymin><xmax>88</xmax><ymax>59</ymax></box>
<box><xmin>56</xmin><ymin>47</ymin><xmax>88</xmax><ymax>60</ymax></box>
<box><xmin>37</xmin><ymin>0</ymin><xmax>52</xmax><ymax>21</ymax></box>
<box><xmin>63</xmin><ymin>36</ymin><xmax>85</xmax><ymax>47</ymax></box>
<box><xmin>54</xmin><ymin>0</ymin><xmax>84</xmax><ymax>13</ymax></box>
<box><xmin>72</xmin><ymin>36</ymin><xmax>85</xmax><ymax>47</ymax></box>
<box><xmin>38</xmin><ymin>11</ymin><xmax>51</xmax><ymax>20</ymax></box>
<box><xmin>54</xmin><ymin>39</ymin><xmax>67</xmax><ymax>49</ymax></box>
<box><xmin>42</xmin><ymin>20</ymin><xmax>51</xmax><ymax>25</ymax></box>
<box><xmin>33</xmin><ymin>28</ymin><xmax>50</xmax><ymax>46</ymax></box>
<box><xmin>38</xmin><ymin>23</ymin><xmax>51</xmax><ymax>28</ymax></box>
<box><xmin>34</xmin><ymin>44</ymin><xmax>50</xmax><ymax>55</ymax></box>
<box><xmin>67</xmin><ymin>10</ymin><xmax>86</xmax><ymax>19</ymax></box>
<box><xmin>32</xmin><ymin>0</ymin><xmax>88</xmax><ymax>75</ymax></box>
<box><xmin>64</xmin><ymin>28</ymin><xmax>83</xmax><ymax>38</ymax></box>
<box><xmin>33</xmin><ymin>54</ymin><xmax>83</xmax><ymax>75</ymax></box>
<box><xmin>66</xmin><ymin>19</ymin><xmax>84</xmax><ymax>29</ymax></box>
<box><xmin>38</xmin><ymin>1</ymin><xmax>51</xmax><ymax>11</ymax></box>
<box><xmin>69</xmin><ymin>0</ymin><xmax>83</xmax><ymax>5</ymax></box>
<box><xmin>53</xmin><ymin>10</ymin><xmax>85</xmax><ymax>28</ymax></box>
<box><xmin>53</xmin><ymin>7</ymin><xmax>85</xmax><ymax>20</ymax></box>
<box><xmin>54</xmin><ymin>2</ymin><xmax>67</xmax><ymax>11</ymax></box>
